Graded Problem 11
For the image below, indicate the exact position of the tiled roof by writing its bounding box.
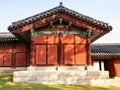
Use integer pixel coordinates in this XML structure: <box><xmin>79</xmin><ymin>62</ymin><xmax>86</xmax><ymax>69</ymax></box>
<box><xmin>91</xmin><ymin>44</ymin><xmax>120</xmax><ymax>59</ymax></box>
<box><xmin>0</xmin><ymin>32</ymin><xmax>18</xmax><ymax>41</ymax></box>
<box><xmin>8</xmin><ymin>2</ymin><xmax>112</xmax><ymax>31</ymax></box>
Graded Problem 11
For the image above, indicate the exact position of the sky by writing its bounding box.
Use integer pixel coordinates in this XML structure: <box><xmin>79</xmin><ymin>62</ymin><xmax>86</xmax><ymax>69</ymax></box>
<box><xmin>0</xmin><ymin>0</ymin><xmax>120</xmax><ymax>43</ymax></box>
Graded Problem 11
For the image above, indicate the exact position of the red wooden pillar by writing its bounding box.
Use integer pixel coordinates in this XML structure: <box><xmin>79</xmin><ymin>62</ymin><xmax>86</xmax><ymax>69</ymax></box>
<box><xmin>86</xmin><ymin>37</ymin><xmax>93</xmax><ymax>66</ymax></box>
<box><xmin>12</xmin><ymin>42</ymin><xmax>15</xmax><ymax>68</ymax></box>
<box><xmin>30</xmin><ymin>37</ymin><xmax>36</xmax><ymax>66</ymax></box>
<box><xmin>58</xmin><ymin>33</ymin><xmax>63</xmax><ymax>65</ymax></box>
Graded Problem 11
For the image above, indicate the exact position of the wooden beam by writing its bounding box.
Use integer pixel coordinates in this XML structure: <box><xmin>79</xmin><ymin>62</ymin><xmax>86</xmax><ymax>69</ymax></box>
<box><xmin>61</xmin><ymin>14</ymin><xmax>110</xmax><ymax>32</ymax></box>
<box><xmin>59</xmin><ymin>17</ymin><xmax>63</xmax><ymax>26</ymax></box>
<box><xmin>50</xmin><ymin>21</ymin><xmax>53</xmax><ymax>27</ymax></box>
<box><xmin>68</xmin><ymin>21</ymin><xmax>72</xmax><ymax>27</ymax></box>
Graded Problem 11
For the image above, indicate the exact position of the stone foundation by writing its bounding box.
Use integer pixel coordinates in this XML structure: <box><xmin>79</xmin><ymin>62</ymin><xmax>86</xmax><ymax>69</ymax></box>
<box><xmin>0</xmin><ymin>67</ymin><xmax>27</xmax><ymax>75</ymax></box>
<box><xmin>13</xmin><ymin>66</ymin><xmax>109</xmax><ymax>86</ymax></box>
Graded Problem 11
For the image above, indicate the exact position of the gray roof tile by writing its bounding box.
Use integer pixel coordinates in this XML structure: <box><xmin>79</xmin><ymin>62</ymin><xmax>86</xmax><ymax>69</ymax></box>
<box><xmin>0</xmin><ymin>32</ymin><xmax>17</xmax><ymax>41</ymax></box>
<box><xmin>8</xmin><ymin>3</ymin><xmax>112</xmax><ymax>31</ymax></box>
<box><xmin>0</xmin><ymin>32</ymin><xmax>16</xmax><ymax>38</ymax></box>
<box><xmin>91</xmin><ymin>44</ymin><xmax>120</xmax><ymax>53</ymax></box>
<box><xmin>91</xmin><ymin>44</ymin><xmax>120</xmax><ymax>59</ymax></box>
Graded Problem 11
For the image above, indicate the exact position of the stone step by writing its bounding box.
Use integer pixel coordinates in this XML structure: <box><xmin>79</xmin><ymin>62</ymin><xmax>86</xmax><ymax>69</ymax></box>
<box><xmin>114</xmin><ymin>77</ymin><xmax>120</xmax><ymax>80</ymax></box>
<box><xmin>109</xmin><ymin>79</ymin><xmax>120</xmax><ymax>87</ymax></box>
<box><xmin>27</xmin><ymin>66</ymin><xmax>91</xmax><ymax>71</ymax></box>
<box><xmin>28</xmin><ymin>79</ymin><xmax>109</xmax><ymax>86</ymax></box>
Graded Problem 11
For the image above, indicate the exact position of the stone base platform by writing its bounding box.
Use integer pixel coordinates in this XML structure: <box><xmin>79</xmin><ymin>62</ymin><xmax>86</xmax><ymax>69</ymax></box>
<box><xmin>0</xmin><ymin>67</ymin><xmax>27</xmax><ymax>75</ymax></box>
<box><xmin>13</xmin><ymin>66</ymin><xmax>109</xmax><ymax>86</ymax></box>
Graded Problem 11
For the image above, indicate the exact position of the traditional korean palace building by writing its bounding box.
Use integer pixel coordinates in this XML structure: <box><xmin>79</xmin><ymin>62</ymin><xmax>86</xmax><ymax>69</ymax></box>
<box><xmin>0</xmin><ymin>3</ymin><xmax>120</xmax><ymax>86</ymax></box>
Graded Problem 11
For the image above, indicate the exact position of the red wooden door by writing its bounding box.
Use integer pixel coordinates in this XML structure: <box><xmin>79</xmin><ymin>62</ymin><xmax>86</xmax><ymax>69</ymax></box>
<box><xmin>104</xmin><ymin>60</ymin><xmax>114</xmax><ymax>77</ymax></box>
<box><xmin>35</xmin><ymin>34</ymin><xmax>87</xmax><ymax>66</ymax></box>
<box><xmin>35</xmin><ymin>45</ymin><xmax>58</xmax><ymax>65</ymax></box>
<box><xmin>48</xmin><ymin>45</ymin><xmax>58</xmax><ymax>64</ymax></box>
<box><xmin>4</xmin><ymin>53</ymin><xmax>12</xmax><ymax>66</ymax></box>
<box><xmin>62</xmin><ymin>35</ymin><xmax>86</xmax><ymax>65</ymax></box>
<box><xmin>0</xmin><ymin>44</ymin><xmax>28</xmax><ymax>67</ymax></box>
<box><xmin>64</xmin><ymin>45</ymin><xmax>75</xmax><ymax>64</ymax></box>
<box><xmin>35</xmin><ymin>35</ymin><xmax>58</xmax><ymax>65</ymax></box>
<box><xmin>36</xmin><ymin>45</ymin><xmax>46</xmax><ymax>65</ymax></box>
<box><xmin>0</xmin><ymin>45</ymin><xmax>12</xmax><ymax>67</ymax></box>
<box><xmin>15</xmin><ymin>44</ymin><xmax>27</xmax><ymax>67</ymax></box>
<box><xmin>15</xmin><ymin>53</ymin><xmax>27</xmax><ymax>66</ymax></box>
<box><xmin>75</xmin><ymin>45</ymin><xmax>86</xmax><ymax>65</ymax></box>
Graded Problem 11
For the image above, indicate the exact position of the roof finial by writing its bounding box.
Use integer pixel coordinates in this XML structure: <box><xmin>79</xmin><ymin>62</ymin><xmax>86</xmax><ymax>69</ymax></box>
<box><xmin>59</xmin><ymin>2</ymin><xmax>63</xmax><ymax>6</ymax></box>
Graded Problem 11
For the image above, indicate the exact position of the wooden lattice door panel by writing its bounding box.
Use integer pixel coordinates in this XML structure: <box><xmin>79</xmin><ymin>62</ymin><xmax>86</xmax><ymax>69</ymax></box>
<box><xmin>15</xmin><ymin>53</ymin><xmax>27</xmax><ymax>66</ymax></box>
<box><xmin>48</xmin><ymin>45</ymin><xmax>58</xmax><ymax>64</ymax></box>
<box><xmin>64</xmin><ymin>45</ymin><xmax>75</xmax><ymax>64</ymax></box>
<box><xmin>75</xmin><ymin>45</ymin><xmax>86</xmax><ymax>65</ymax></box>
<box><xmin>36</xmin><ymin>45</ymin><xmax>46</xmax><ymax>65</ymax></box>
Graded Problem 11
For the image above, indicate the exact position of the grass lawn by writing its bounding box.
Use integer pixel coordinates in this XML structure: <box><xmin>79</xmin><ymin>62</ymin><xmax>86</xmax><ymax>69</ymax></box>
<box><xmin>0</xmin><ymin>75</ymin><xmax>120</xmax><ymax>90</ymax></box>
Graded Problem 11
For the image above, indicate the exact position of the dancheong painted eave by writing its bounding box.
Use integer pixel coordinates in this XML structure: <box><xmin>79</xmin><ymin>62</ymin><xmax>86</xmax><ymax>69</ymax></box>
<box><xmin>8</xmin><ymin>2</ymin><xmax>112</xmax><ymax>32</ymax></box>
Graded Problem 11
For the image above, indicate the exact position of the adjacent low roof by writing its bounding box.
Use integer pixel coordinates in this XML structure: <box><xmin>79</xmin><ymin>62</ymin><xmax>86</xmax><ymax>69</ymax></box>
<box><xmin>8</xmin><ymin>2</ymin><xmax>112</xmax><ymax>31</ymax></box>
<box><xmin>0</xmin><ymin>32</ymin><xmax>18</xmax><ymax>41</ymax></box>
<box><xmin>91</xmin><ymin>44</ymin><xmax>120</xmax><ymax>59</ymax></box>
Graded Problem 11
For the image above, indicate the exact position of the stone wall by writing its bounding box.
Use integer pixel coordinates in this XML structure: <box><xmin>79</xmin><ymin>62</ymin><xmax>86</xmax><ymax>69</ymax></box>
<box><xmin>13</xmin><ymin>66</ymin><xmax>109</xmax><ymax>86</ymax></box>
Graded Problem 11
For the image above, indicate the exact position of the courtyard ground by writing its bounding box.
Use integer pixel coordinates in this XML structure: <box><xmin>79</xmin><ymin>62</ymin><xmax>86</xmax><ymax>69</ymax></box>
<box><xmin>0</xmin><ymin>75</ymin><xmax>120</xmax><ymax>90</ymax></box>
